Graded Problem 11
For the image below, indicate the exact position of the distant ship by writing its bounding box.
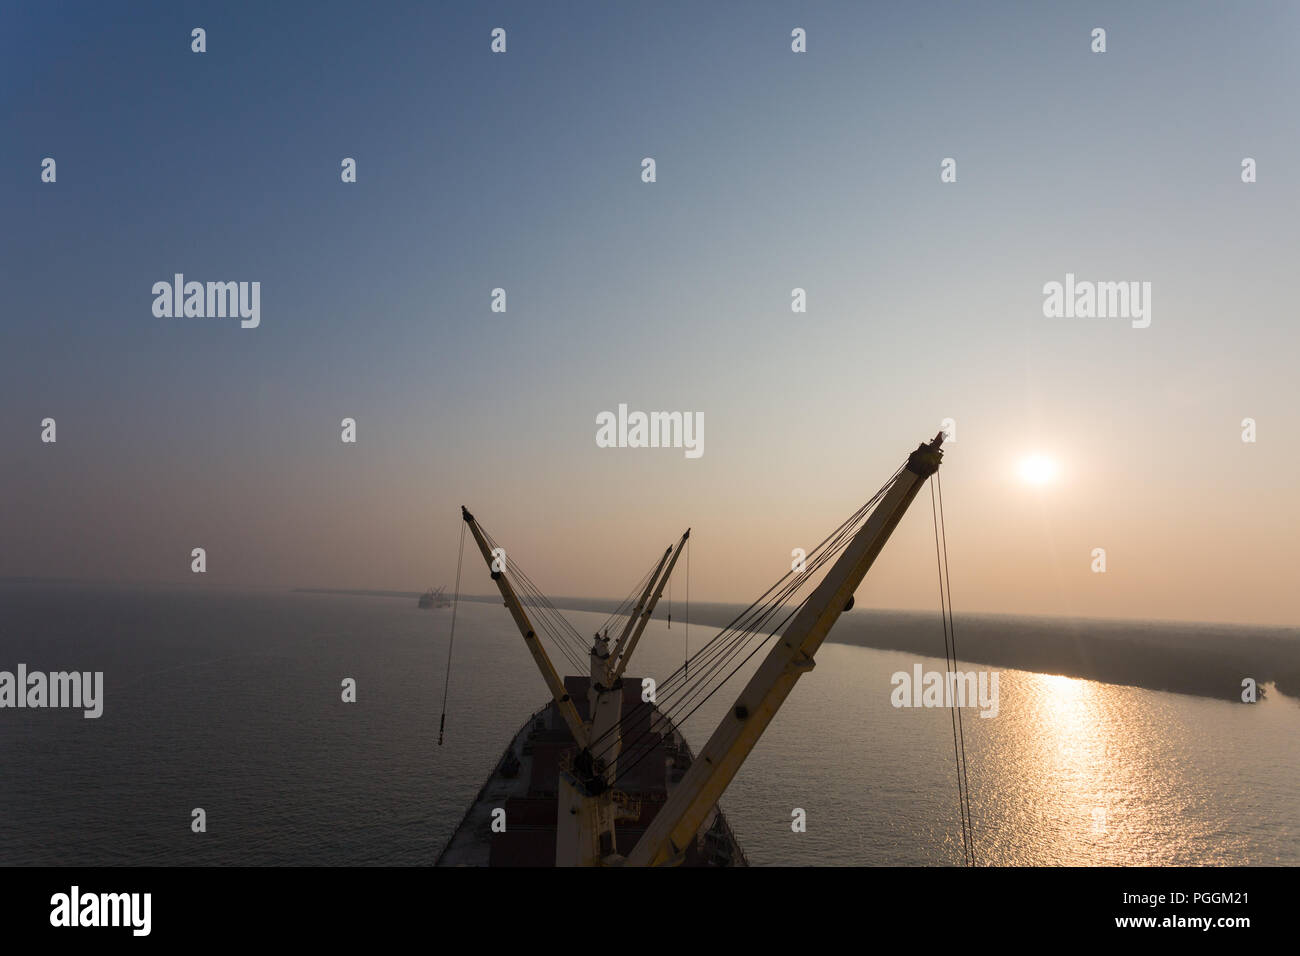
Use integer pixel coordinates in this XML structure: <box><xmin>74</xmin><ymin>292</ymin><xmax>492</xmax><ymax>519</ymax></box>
<box><xmin>418</xmin><ymin>586</ymin><xmax>452</xmax><ymax>609</ymax></box>
<box><xmin>436</xmin><ymin>433</ymin><xmax>946</xmax><ymax>866</ymax></box>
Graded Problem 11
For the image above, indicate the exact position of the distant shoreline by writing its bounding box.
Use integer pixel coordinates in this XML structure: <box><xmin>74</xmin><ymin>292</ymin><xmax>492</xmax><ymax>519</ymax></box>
<box><xmin>294</xmin><ymin>588</ymin><xmax>1300</xmax><ymax>703</ymax></box>
<box><xmin>5</xmin><ymin>582</ymin><xmax>1294</xmax><ymax>703</ymax></box>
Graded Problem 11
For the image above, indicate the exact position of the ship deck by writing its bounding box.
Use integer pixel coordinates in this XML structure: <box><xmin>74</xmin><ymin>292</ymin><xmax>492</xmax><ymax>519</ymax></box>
<box><xmin>435</xmin><ymin>676</ymin><xmax>747</xmax><ymax>866</ymax></box>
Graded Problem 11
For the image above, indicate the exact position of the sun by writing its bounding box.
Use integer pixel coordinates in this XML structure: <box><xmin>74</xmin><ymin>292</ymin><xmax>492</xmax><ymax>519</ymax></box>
<box><xmin>1018</xmin><ymin>454</ymin><xmax>1058</xmax><ymax>485</ymax></box>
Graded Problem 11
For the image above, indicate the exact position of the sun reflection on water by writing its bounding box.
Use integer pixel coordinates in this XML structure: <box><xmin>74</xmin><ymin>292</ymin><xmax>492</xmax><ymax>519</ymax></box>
<box><xmin>979</xmin><ymin>671</ymin><xmax>1216</xmax><ymax>865</ymax></box>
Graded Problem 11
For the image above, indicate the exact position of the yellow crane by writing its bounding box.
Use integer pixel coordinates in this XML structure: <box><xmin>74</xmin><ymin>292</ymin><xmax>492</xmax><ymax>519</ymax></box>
<box><xmin>459</xmin><ymin>431</ymin><xmax>945</xmax><ymax>865</ymax></box>
<box><xmin>626</xmin><ymin>433</ymin><xmax>945</xmax><ymax>865</ymax></box>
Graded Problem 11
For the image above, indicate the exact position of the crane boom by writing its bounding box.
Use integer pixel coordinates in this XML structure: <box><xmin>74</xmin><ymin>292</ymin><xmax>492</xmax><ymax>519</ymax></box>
<box><xmin>612</xmin><ymin>529</ymin><xmax>689</xmax><ymax>683</ymax></box>
<box><xmin>460</xmin><ymin>506</ymin><xmax>589</xmax><ymax>748</ymax></box>
<box><xmin>608</xmin><ymin>544</ymin><xmax>673</xmax><ymax>675</ymax></box>
<box><xmin>624</xmin><ymin>434</ymin><xmax>944</xmax><ymax>866</ymax></box>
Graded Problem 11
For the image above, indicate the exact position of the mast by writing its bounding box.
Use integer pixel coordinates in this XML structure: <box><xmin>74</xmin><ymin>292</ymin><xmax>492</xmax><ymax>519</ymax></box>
<box><xmin>611</xmin><ymin>529</ymin><xmax>689</xmax><ymax>683</ymax></box>
<box><xmin>460</xmin><ymin>506</ymin><xmax>589</xmax><ymax>748</ymax></box>
<box><xmin>624</xmin><ymin>433</ymin><xmax>945</xmax><ymax>866</ymax></box>
<box><xmin>579</xmin><ymin>529</ymin><xmax>690</xmax><ymax>792</ymax></box>
<box><xmin>607</xmin><ymin>544</ymin><xmax>672</xmax><ymax>679</ymax></box>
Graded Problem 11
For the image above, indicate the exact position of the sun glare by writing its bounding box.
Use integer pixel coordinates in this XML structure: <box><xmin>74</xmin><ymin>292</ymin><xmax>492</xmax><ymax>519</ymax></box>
<box><xmin>1018</xmin><ymin>455</ymin><xmax>1058</xmax><ymax>485</ymax></box>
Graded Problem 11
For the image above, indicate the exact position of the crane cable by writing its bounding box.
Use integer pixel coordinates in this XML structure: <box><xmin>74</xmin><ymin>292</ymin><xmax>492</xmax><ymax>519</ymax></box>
<box><xmin>479</xmin><ymin>525</ymin><xmax>588</xmax><ymax>671</ymax></box>
<box><xmin>597</xmin><ymin>556</ymin><xmax>662</xmax><ymax>639</ymax></box>
<box><xmin>931</xmin><ymin>473</ymin><xmax>975</xmax><ymax>865</ymax></box>
<box><xmin>603</xmin><ymin>466</ymin><xmax>904</xmax><ymax>784</ymax></box>
<box><xmin>437</xmin><ymin>520</ymin><xmax>466</xmax><ymax>746</ymax></box>
<box><xmin>595</xmin><ymin>466</ymin><xmax>902</xmax><ymax>771</ymax></box>
<box><xmin>684</xmin><ymin>535</ymin><xmax>690</xmax><ymax>679</ymax></box>
<box><xmin>608</xmin><ymin>497</ymin><xmax>877</xmax><ymax>786</ymax></box>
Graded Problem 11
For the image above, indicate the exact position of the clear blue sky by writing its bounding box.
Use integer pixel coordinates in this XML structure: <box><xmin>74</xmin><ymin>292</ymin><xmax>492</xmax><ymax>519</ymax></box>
<box><xmin>3</xmin><ymin>1</ymin><xmax>1298</xmax><ymax>625</ymax></box>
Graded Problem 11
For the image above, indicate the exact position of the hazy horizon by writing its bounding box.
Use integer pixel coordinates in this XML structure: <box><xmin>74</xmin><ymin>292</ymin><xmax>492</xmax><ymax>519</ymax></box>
<box><xmin>6</xmin><ymin>575</ymin><xmax>1299</xmax><ymax>635</ymax></box>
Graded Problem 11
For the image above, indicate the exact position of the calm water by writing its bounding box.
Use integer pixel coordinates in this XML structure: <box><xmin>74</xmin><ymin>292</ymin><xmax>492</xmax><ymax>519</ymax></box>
<box><xmin>1</xmin><ymin>582</ymin><xmax>1296</xmax><ymax>865</ymax></box>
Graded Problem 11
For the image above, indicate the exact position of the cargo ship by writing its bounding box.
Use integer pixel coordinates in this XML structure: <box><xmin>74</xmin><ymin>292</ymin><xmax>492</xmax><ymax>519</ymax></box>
<box><xmin>435</xmin><ymin>433</ymin><xmax>947</xmax><ymax>866</ymax></box>
<box><xmin>435</xmin><ymin>674</ymin><xmax>747</xmax><ymax>866</ymax></box>
<box><xmin>418</xmin><ymin>586</ymin><xmax>452</xmax><ymax>609</ymax></box>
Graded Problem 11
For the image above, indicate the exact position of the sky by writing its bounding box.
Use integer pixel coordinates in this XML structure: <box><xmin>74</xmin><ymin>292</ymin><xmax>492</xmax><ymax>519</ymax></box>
<box><xmin>2</xmin><ymin>1</ymin><xmax>1298</xmax><ymax>627</ymax></box>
